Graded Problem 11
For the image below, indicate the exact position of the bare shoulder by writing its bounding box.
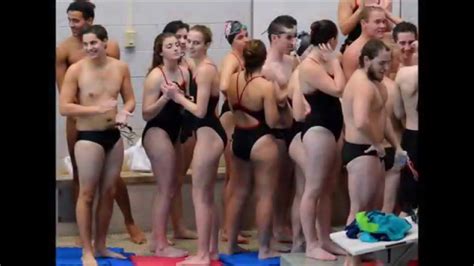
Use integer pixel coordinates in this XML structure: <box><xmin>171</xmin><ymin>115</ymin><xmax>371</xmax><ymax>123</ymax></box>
<box><xmin>351</xmin><ymin>70</ymin><xmax>375</xmax><ymax>92</ymax></box>
<box><xmin>258</xmin><ymin>77</ymin><xmax>274</xmax><ymax>94</ymax></box>
<box><xmin>57</xmin><ymin>36</ymin><xmax>75</xmax><ymax>49</ymax></box>
<box><xmin>283</xmin><ymin>54</ymin><xmax>296</xmax><ymax>67</ymax></box>
<box><xmin>383</xmin><ymin>77</ymin><xmax>396</xmax><ymax>89</ymax></box>
<box><xmin>64</xmin><ymin>60</ymin><xmax>84</xmax><ymax>79</ymax></box>
<box><xmin>396</xmin><ymin>65</ymin><xmax>418</xmax><ymax>84</ymax></box>
<box><xmin>222</xmin><ymin>52</ymin><xmax>239</xmax><ymax>66</ymax></box>
<box><xmin>107</xmin><ymin>39</ymin><xmax>120</xmax><ymax>48</ymax></box>
<box><xmin>57</xmin><ymin>37</ymin><xmax>75</xmax><ymax>57</ymax></box>
<box><xmin>146</xmin><ymin>67</ymin><xmax>164</xmax><ymax>84</ymax></box>
<box><xmin>343</xmin><ymin>42</ymin><xmax>361</xmax><ymax>59</ymax></box>
<box><xmin>230</xmin><ymin>71</ymin><xmax>239</xmax><ymax>81</ymax></box>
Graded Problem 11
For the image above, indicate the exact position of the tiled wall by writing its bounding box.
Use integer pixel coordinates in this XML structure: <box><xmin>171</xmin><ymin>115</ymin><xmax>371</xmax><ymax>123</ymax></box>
<box><xmin>55</xmin><ymin>0</ymin><xmax>417</xmax><ymax>172</ymax></box>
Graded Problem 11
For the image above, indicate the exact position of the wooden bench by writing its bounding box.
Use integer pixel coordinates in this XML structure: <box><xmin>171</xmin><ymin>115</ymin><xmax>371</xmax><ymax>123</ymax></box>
<box><xmin>56</xmin><ymin>167</ymin><xmax>227</xmax><ymax>185</ymax></box>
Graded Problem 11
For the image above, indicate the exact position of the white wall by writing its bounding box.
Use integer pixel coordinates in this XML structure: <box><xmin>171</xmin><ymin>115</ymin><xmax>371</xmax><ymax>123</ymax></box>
<box><xmin>55</xmin><ymin>0</ymin><xmax>417</xmax><ymax>172</ymax></box>
<box><xmin>55</xmin><ymin>0</ymin><xmax>252</xmax><ymax>172</ymax></box>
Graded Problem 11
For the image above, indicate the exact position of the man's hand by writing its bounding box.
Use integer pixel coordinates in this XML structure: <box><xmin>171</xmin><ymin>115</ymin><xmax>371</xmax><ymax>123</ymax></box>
<box><xmin>97</xmin><ymin>99</ymin><xmax>117</xmax><ymax>114</ymax></box>
<box><xmin>365</xmin><ymin>143</ymin><xmax>386</xmax><ymax>158</ymax></box>
<box><xmin>115</xmin><ymin>110</ymin><xmax>133</xmax><ymax>125</ymax></box>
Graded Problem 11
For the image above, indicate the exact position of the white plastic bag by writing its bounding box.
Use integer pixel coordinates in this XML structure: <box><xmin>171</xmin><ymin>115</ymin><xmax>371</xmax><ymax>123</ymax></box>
<box><xmin>63</xmin><ymin>156</ymin><xmax>73</xmax><ymax>177</ymax></box>
<box><xmin>129</xmin><ymin>138</ymin><xmax>152</xmax><ymax>172</ymax></box>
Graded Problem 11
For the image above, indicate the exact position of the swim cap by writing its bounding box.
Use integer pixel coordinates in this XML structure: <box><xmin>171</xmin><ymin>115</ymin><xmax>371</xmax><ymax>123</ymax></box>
<box><xmin>224</xmin><ymin>20</ymin><xmax>247</xmax><ymax>45</ymax></box>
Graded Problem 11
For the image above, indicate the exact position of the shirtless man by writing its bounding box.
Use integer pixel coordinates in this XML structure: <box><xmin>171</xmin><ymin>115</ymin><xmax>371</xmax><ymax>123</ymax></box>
<box><xmin>392</xmin><ymin>22</ymin><xmax>418</xmax><ymax>70</ymax></box>
<box><xmin>341</xmin><ymin>39</ymin><xmax>407</xmax><ymax>265</ymax></box>
<box><xmin>59</xmin><ymin>25</ymin><xmax>135</xmax><ymax>266</ymax></box>
<box><xmin>342</xmin><ymin>6</ymin><xmax>387</xmax><ymax>79</ymax></box>
<box><xmin>261</xmin><ymin>15</ymin><xmax>299</xmax><ymax>244</ymax></box>
<box><xmin>394</xmin><ymin>65</ymin><xmax>418</xmax><ymax>217</ymax></box>
<box><xmin>380</xmin><ymin>74</ymin><xmax>405</xmax><ymax>213</ymax></box>
<box><xmin>55</xmin><ymin>0</ymin><xmax>145</xmax><ymax>244</ymax></box>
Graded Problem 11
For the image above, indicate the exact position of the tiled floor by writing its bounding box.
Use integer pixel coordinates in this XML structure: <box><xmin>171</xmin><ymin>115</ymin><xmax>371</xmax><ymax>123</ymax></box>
<box><xmin>57</xmin><ymin>225</ymin><xmax>419</xmax><ymax>266</ymax></box>
<box><xmin>56</xmin><ymin>230</ymin><xmax>351</xmax><ymax>265</ymax></box>
<box><xmin>56</xmin><ymin>231</ymin><xmax>261</xmax><ymax>257</ymax></box>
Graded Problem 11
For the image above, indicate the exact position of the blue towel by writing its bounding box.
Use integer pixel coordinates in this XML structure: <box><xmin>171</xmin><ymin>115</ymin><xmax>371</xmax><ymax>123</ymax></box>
<box><xmin>345</xmin><ymin>211</ymin><xmax>412</xmax><ymax>242</ymax></box>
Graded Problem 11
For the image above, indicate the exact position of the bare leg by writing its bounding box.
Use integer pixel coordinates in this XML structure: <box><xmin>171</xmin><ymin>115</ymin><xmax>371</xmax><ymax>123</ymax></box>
<box><xmin>288</xmin><ymin>133</ymin><xmax>306</xmax><ymax>253</ymax></box>
<box><xmin>177</xmin><ymin>127</ymin><xmax>223</xmax><ymax>266</ymax></box>
<box><xmin>68</xmin><ymin>118</ymin><xmax>144</xmax><ymax>245</ymax></box>
<box><xmin>300</xmin><ymin>128</ymin><xmax>337</xmax><ymax>261</ymax></box>
<box><xmin>224</xmin><ymin>153</ymin><xmax>252</xmax><ymax>255</ymax></box>
<box><xmin>220</xmin><ymin>112</ymin><xmax>250</xmax><ymax>242</ymax></box>
<box><xmin>144</xmin><ymin>128</ymin><xmax>188</xmax><ymax>258</ymax></box>
<box><xmin>113</xmin><ymin>177</ymin><xmax>146</xmax><ymax>244</ymax></box>
<box><xmin>252</xmin><ymin>135</ymin><xmax>281</xmax><ymax>259</ymax></box>
<box><xmin>66</xmin><ymin>118</ymin><xmax>84</xmax><ymax>246</ymax></box>
<box><xmin>94</xmin><ymin>138</ymin><xmax>127</xmax><ymax>259</ymax></box>
<box><xmin>344</xmin><ymin>155</ymin><xmax>385</xmax><ymax>265</ymax></box>
<box><xmin>273</xmin><ymin>138</ymin><xmax>294</xmax><ymax>243</ymax></box>
<box><xmin>317</xmin><ymin>137</ymin><xmax>347</xmax><ymax>256</ymax></box>
<box><xmin>74</xmin><ymin>140</ymin><xmax>105</xmax><ymax>266</ymax></box>
<box><xmin>172</xmin><ymin>134</ymin><xmax>198</xmax><ymax>240</ymax></box>
<box><xmin>381</xmin><ymin>167</ymin><xmax>401</xmax><ymax>213</ymax></box>
<box><xmin>209</xmin><ymin>203</ymin><xmax>220</xmax><ymax>260</ymax></box>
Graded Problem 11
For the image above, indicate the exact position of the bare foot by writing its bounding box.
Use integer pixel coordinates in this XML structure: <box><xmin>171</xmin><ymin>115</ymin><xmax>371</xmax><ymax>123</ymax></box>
<box><xmin>305</xmin><ymin>246</ymin><xmax>337</xmax><ymax>261</ymax></box>
<box><xmin>82</xmin><ymin>252</ymin><xmax>98</xmax><ymax>266</ymax></box>
<box><xmin>126</xmin><ymin>223</ymin><xmax>147</xmax><ymax>244</ymax></box>
<box><xmin>221</xmin><ymin>231</ymin><xmax>250</xmax><ymax>244</ymax></box>
<box><xmin>258</xmin><ymin>248</ymin><xmax>280</xmax><ymax>259</ymax></box>
<box><xmin>176</xmin><ymin>255</ymin><xmax>211</xmax><ymax>266</ymax></box>
<box><xmin>149</xmin><ymin>238</ymin><xmax>175</xmax><ymax>252</ymax></box>
<box><xmin>322</xmin><ymin>239</ymin><xmax>347</xmax><ymax>256</ymax></box>
<box><xmin>209</xmin><ymin>250</ymin><xmax>219</xmax><ymax>260</ymax></box>
<box><xmin>224</xmin><ymin>244</ymin><xmax>248</xmax><ymax>255</ymax></box>
<box><xmin>291</xmin><ymin>238</ymin><xmax>305</xmax><ymax>253</ymax></box>
<box><xmin>174</xmin><ymin>227</ymin><xmax>198</xmax><ymax>239</ymax></box>
<box><xmin>95</xmin><ymin>248</ymin><xmax>127</xmax><ymax>259</ymax></box>
<box><xmin>155</xmin><ymin>246</ymin><xmax>189</xmax><ymax>258</ymax></box>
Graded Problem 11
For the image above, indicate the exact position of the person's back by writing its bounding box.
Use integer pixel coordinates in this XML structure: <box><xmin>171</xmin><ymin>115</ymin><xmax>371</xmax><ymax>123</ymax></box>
<box><xmin>224</xmin><ymin>39</ymin><xmax>281</xmax><ymax>259</ymax></box>
<box><xmin>397</xmin><ymin>65</ymin><xmax>418</xmax><ymax>130</ymax></box>
<box><xmin>228</xmin><ymin>72</ymin><xmax>275</xmax><ymax>129</ymax></box>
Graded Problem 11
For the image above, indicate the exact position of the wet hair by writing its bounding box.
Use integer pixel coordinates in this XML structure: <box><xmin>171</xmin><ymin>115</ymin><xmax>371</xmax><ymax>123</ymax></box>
<box><xmin>81</xmin><ymin>24</ymin><xmax>108</xmax><ymax>41</ymax></box>
<box><xmin>67</xmin><ymin>0</ymin><xmax>96</xmax><ymax>20</ymax></box>
<box><xmin>190</xmin><ymin>25</ymin><xmax>213</xmax><ymax>44</ymax></box>
<box><xmin>267</xmin><ymin>15</ymin><xmax>297</xmax><ymax>43</ymax></box>
<box><xmin>296</xmin><ymin>31</ymin><xmax>310</xmax><ymax>56</ymax></box>
<box><xmin>360</xmin><ymin>6</ymin><xmax>384</xmax><ymax>22</ymax></box>
<box><xmin>359</xmin><ymin>39</ymin><xmax>390</xmax><ymax>68</ymax></box>
<box><xmin>243</xmin><ymin>39</ymin><xmax>267</xmax><ymax>79</ymax></box>
<box><xmin>309</xmin><ymin>19</ymin><xmax>338</xmax><ymax>46</ymax></box>
<box><xmin>162</xmin><ymin>20</ymin><xmax>190</xmax><ymax>34</ymax></box>
<box><xmin>148</xmin><ymin>33</ymin><xmax>176</xmax><ymax>74</ymax></box>
<box><xmin>392</xmin><ymin>21</ymin><xmax>418</xmax><ymax>42</ymax></box>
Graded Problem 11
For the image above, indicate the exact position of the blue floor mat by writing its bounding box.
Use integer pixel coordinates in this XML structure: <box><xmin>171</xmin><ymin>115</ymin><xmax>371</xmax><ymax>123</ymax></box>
<box><xmin>219</xmin><ymin>252</ymin><xmax>280</xmax><ymax>266</ymax></box>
